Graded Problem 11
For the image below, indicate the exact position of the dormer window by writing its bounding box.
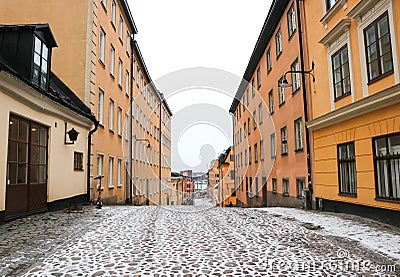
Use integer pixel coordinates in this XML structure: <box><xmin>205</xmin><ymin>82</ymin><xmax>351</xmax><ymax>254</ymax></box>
<box><xmin>32</xmin><ymin>36</ymin><xmax>49</xmax><ymax>90</ymax></box>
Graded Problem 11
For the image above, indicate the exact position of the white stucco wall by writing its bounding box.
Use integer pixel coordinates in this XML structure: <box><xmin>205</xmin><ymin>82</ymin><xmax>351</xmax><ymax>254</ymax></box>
<box><xmin>0</xmin><ymin>71</ymin><xmax>92</xmax><ymax>212</ymax></box>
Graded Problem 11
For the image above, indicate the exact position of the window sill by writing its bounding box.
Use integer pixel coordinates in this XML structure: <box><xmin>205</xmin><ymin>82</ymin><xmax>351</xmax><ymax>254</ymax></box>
<box><xmin>272</xmin><ymin>191</ymin><xmax>277</xmax><ymax>194</ymax></box>
<box><xmin>288</xmin><ymin>30</ymin><xmax>296</xmax><ymax>41</ymax></box>
<box><xmin>118</xmin><ymin>84</ymin><xmax>122</xmax><ymax>90</ymax></box>
<box><xmin>279</xmin><ymin>101</ymin><xmax>285</xmax><ymax>108</ymax></box>
<box><xmin>281</xmin><ymin>153</ymin><xmax>288</xmax><ymax>157</ymax></box>
<box><xmin>117</xmin><ymin>184</ymin><xmax>123</xmax><ymax>188</ymax></box>
<box><xmin>283</xmin><ymin>193</ymin><xmax>289</xmax><ymax>197</ymax></box>
<box><xmin>295</xmin><ymin>148</ymin><xmax>304</xmax><ymax>153</ymax></box>
<box><xmin>108</xmin><ymin>185</ymin><xmax>115</xmax><ymax>189</ymax></box>
<box><xmin>98</xmin><ymin>123</ymin><xmax>104</xmax><ymax>129</ymax></box>
<box><xmin>111</xmin><ymin>21</ymin><xmax>116</xmax><ymax>31</ymax></box>
<box><xmin>338</xmin><ymin>193</ymin><xmax>357</xmax><ymax>198</ymax></box>
<box><xmin>334</xmin><ymin>92</ymin><xmax>351</xmax><ymax>102</ymax></box>
<box><xmin>74</xmin><ymin>169</ymin><xmax>84</xmax><ymax>172</ymax></box>
<box><xmin>367</xmin><ymin>70</ymin><xmax>394</xmax><ymax>86</ymax></box>
<box><xmin>375</xmin><ymin>197</ymin><xmax>400</xmax><ymax>203</ymax></box>
<box><xmin>119</xmin><ymin>37</ymin><xmax>123</xmax><ymax>45</ymax></box>
<box><xmin>276</xmin><ymin>52</ymin><xmax>282</xmax><ymax>60</ymax></box>
<box><xmin>110</xmin><ymin>73</ymin><xmax>115</xmax><ymax>79</ymax></box>
<box><xmin>292</xmin><ymin>87</ymin><xmax>301</xmax><ymax>96</ymax></box>
<box><xmin>99</xmin><ymin>59</ymin><xmax>106</xmax><ymax>68</ymax></box>
<box><xmin>100</xmin><ymin>2</ymin><xmax>107</xmax><ymax>12</ymax></box>
<box><xmin>109</xmin><ymin>129</ymin><xmax>114</xmax><ymax>134</ymax></box>
<box><xmin>118</xmin><ymin>133</ymin><xmax>122</xmax><ymax>138</ymax></box>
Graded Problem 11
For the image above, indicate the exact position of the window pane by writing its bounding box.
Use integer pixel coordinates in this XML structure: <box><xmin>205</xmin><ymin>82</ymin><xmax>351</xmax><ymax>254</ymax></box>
<box><xmin>17</xmin><ymin>164</ymin><xmax>27</xmax><ymax>184</ymax></box>
<box><xmin>377</xmin><ymin>16</ymin><xmax>389</xmax><ymax>37</ymax></box>
<box><xmin>42</xmin><ymin>45</ymin><xmax>48</xmax><ymax>59</ymax></box>
<box><xmin>389</xmin><ymin>135</ymin><xmax>400</xmax><ymax>154</ymax></box>
<box><xmin>7</xmin><ymin>142</ymin><xmax>17</xmax><ymax>162</ymax></box>
<box><xmin>34</xmin><ymin>53</ymin><xmax>41</xmax><ymax>66</ymax></box>
<box><xmin>332</xmin><ymin>54</ymin><xmax>340</xmax><ymax>69</ymax></box>
<box><xmin>39</xmin><ymin>165</ymin><xmax>46</xmax><ymax>183</ymax></box>
<box><xmin>375</xmin><ymin>138</ymin><xmax>387</xmax><ymax>156</ymax></box>
<box><xmin>335</xmin><ymin>83</ymin><xmax>342</xmax><ymax>97</ymax></box>
<box><xmin>40</xmin><ymin>147</ymin><xmax>47</xmax><ymax>164</ymax></box>
<box><xmin>9</xmin><ymin>118</ymin><xmax>18</xmax><ymax>140</ymax></box>
<box><xmin>41</xmin><ymin>58</ymin><xmax>48</xmax><ymax>73</ymax></box>
<box><xmin>365</xmin><ymin>26</ymin><xmax>376</xmax><ymax>46</ymax></box>
<box><xmin>343</xmin><ymin>77</ymin><xmax>351</xmax><ymax>94</ymax></box>
<box><xmin>368</xmin><ymin>60</ymin><xmax>379</xmax><ymax>80</ymax></box>
<box><xmin>379</xmin><ymin>34</ymin><xmax>391</xmax><ymax>55</ymax></box>
<box><xmin>367</xmin><ymin>44</ymin><xmax>378</xmax><ymax>62</ymax></box>
<box><xmin>19</xmin><ymin>121</ymin><xmax>29</xmax><ymax>142</ymax></box>
<box><xmin>34</xmin><ymin>37</ymin><xmax>41</xmax><ymax>53</ymax></box>
<box><xmin>40</xmin><ymin>127</ymin><xmax>47</xmax><ymax>146</ymax></box>
<box><xmin>31</xmin><ymin>145</ymin><xmax>39</xmax><ymax>164</ymax></box>
<box><xmin>18</xmin><ymin>143</ymin><xmax>28</xmax><ymax>163</ymax></box>
<box><xmin>339</xmin><ymin>145</ymin><xmax>347</xmax><ymax>159</ymax></box>
<box><xmin>381</xmin><ymin>52</ymin><xmax>393</xmax><ymax>74</ymax></box>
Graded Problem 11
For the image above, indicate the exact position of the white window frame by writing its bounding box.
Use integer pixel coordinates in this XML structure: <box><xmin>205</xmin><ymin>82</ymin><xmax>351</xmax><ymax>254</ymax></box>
<box><xmin>260</xmin><ymin>140</ymin><xmax>264</xmax><ymax>161</ymax></box>
<box><xmin>126</xmin><ymin>32</ymin><xmax>130</xmax><ymax>53</ymax></box>
<box><xmin>117</xmin><ymin>107</ymin><xmax>122</xmax><ymax>136</ymax></box>
<box><xmin>287</xmin><ymin>3</ymin><xmax>296</xmax><ymax>38</ymax></box>
<box><xmin>125</xmin><ymin>114</ymin><xmax>129</xmax><ymax>141</ymax></box>
<box><xmin>276</xmin><ymin>28</ymin><xmax>282</xmax><ymax>58</ymax></box>
<box><xmin>258</xmin><ymin>103</ymin><xmax>263</xmax><ymax>124</ymax></box>
<box><xmin>108</xmin><ymin>156</ymin><xmax>114</xmax><ymax>188</ymax></box>
<box><xmin>271</xmin><ymin>133</ymin><xmax>276</xmax><ymax>159</ymax></box>
<box><xmin>111</xmin><ymin>0</ymin><xmax>116</xmax><ymax>26</ymax></box>
<box><xmin>117</xmin><ymin>158</ymin><xmax>122</xmax><ymax>187</ymax></box>
<box><xmin>98</xmin><ymin>89</ymin><xmax>104</xmax><ymax>125</ymax></box>
<box><xmin>291</xmin><ymin>59</ymin><xmax>300</xmax><ymax>92</ymax></box>
<box><xmin>119</xmin><ymin>15</ymin><xmax>123</xmax><ymax>41</ymax></box>
<box><xmin>110</xmin><ymin>44</ymin><xmax>115</xmax><ymax>76</ymax></box>
<box><xmin>109</xmin><ymin>99</ymin><xmax>114</xmax><ymax>131</ymax></box>
<box><xmin>294</xmin><ymin>117</ymin><xmax>304</xmax><ymax>151</ymax></box>
<box><xmin>347</xmin><ymin>0</ymin><xmax>399</xmax><ymax>96</ymax></box>
<box><xmin>97</xmin><ymin>154</ymin><xmax>103</xmax><ymax>187</ymax></box>
<box><xmin>99</xmin><ymin>28</ymin><xmax>105</xmax><ymax>63</ymax></box>
<box><xmin>125</xmin><ymin>70</ymin><xmax>129</xmax><ymax>95</ymax></box>
<box><xmin>118</xmin><ymin>58</ymin><xmax>122</xmax><ymax>86</ymax></box>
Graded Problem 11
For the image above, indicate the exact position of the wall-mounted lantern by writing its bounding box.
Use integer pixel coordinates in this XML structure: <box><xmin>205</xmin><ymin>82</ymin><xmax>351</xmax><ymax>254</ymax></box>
<box><xmin>64</xmin><ymin>122</ymin><xmax>79</xmax><ymax>145</ymax></box>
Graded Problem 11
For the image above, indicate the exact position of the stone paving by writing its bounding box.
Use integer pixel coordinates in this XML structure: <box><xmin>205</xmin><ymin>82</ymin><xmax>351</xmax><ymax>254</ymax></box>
<box><xmin>0</xmin><ymin>200</ymin><xmax>399</xmax><ymax>276</ymax></box>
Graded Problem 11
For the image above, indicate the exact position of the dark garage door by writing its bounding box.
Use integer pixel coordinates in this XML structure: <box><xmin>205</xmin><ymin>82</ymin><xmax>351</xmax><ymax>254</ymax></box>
<box><xmin>6</xmin><ymin>115</ymin><xmax>48</xmax><ymax>219</ymax></box>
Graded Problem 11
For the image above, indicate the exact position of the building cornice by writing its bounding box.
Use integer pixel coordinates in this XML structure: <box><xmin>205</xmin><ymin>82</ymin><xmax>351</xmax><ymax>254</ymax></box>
<box><xmin>319</xmin><ymin>19</ymin><xmax>351</xmax><ymax>46</ymax></box>
<box><xmin>320</xmin><ymin>0</ymin><xmax>347</xmax><ymax>26</ymax></box>
<box><xmin>307</xmin><ymin>84</ymin><xmax>400</xmax><ymax>131</ymax></box>
<box><xmin>347</xmin><ymin>0</ymin><xmax>382</xmax><ymax>20</ymax></box>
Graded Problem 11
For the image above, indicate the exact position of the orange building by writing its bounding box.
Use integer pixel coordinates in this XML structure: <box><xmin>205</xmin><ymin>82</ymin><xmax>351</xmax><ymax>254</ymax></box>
<box><xmin>304</xmin><ymin>0</ymin><xmax>400</xmax><ymax>225</ymax></box>
<box><xmin>230</xmin><ymin>0</ymin><xmax>310</xmax><ymax>208</ymax></box>
<box><xmin>0</xmin><ymin>0</ymin><xmax>172</xmax><ymax>206</ymax></box>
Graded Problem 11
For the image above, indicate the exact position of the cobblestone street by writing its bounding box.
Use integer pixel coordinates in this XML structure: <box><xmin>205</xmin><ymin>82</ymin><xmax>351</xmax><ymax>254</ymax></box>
<box><xmin>1</xmin><ymin>200</ymin><xmax>399</xmax><ymax>276</ymax></box>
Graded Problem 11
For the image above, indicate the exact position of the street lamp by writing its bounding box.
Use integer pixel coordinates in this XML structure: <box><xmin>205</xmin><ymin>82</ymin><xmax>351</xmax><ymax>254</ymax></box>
<box><xmin>279</xmin><ymin>61</ymin><xmax>315</xmax><ymax>88</ymax></box>
<box><xmin>64</xmin><ymin>123</ymin><xmax>79</xmax><ymax>145</ymax></box>
<box><xmin>279</xmin><ymin>61</ymin><xmax>315</xmax><ymax>210</ymax></box>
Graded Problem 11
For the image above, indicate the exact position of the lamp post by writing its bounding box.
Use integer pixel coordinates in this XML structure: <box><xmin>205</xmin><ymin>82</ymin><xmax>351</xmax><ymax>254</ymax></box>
<box><xmin>279</xmin><ymin>61</ymin><xmax>315</xmax><ymax>210</ymax></box>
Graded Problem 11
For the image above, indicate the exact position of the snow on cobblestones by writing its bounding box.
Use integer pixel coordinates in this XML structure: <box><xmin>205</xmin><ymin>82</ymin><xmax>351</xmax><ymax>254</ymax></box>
<box><xmin>0</xmin><ymin>203</ymin><xmax>399</xmax><ymax>276</ymax></box>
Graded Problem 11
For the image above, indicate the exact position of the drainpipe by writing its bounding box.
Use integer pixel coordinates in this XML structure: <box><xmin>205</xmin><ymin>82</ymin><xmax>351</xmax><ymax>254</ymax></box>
<box><xmin>128</xmin><ymin>35</ymin><xmax>135</xmax><ymax>204</ymax></box>
<box><xmin>87</xmin><ymin>118</ymin><xmax>99</xmax><ymax>203</ymax></box>
<box><xmin>296</xmin><ymin>0</ymin><xmax>313</xmax><ymax>208</ymax></box>
<box><xmin>159</xmin><ymin>100</ymin><xmax>162</xmax><ymax>205</ymax></box>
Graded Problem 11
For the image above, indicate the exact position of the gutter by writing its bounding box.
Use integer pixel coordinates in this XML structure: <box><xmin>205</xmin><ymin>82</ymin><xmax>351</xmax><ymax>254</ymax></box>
<box><xmin>297</xmin><ymin>0</ymin><xmax>313</xmax><ymax>203</ymax></box>
<box><xmin>128</xmin><ymin>33</ymin><xmax>135</xmax><ymax>204</ymax></box>
<box><xmin>87</xmin><ymin>117</ymin><xmax>99</xmax><ymax>203</ymax></box>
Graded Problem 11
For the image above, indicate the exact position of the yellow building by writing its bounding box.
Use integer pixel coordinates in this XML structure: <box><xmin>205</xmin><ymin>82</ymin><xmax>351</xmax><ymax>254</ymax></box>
<box><xmin>208</xmin><ymin>159</ymin><xmax>219</xmax><ymax>206</ymax></box>
<box><xmin>0</xmin><ymin>0</ymin><xmax>172</xmax><ymax>205</ymax></box>
<box><xmin>304</xmin><ymin>0</ymin><xmax>400</xmax><ymax>225</ymax></box>
<box><xmin>217</xmin><ymin>147</ymin><xmax>237</xmax><ymax>207</ymax></box>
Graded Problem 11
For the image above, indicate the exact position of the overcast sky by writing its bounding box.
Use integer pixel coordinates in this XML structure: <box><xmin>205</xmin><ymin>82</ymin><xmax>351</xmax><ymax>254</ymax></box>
<box><xmin>129</xmin><ymin>0</ymin><xmax>273</xmax><ymax>172</ymax></box>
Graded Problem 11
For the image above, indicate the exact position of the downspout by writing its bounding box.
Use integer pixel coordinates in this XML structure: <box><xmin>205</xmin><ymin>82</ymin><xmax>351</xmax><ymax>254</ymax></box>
<box><xmin>159</xmin><ymin>100</ymin><xmax>162</xmax><ymax>205</ymax></box>
<box><xmin>296</xmin><ymin>0</ymin><xmax>313</xmax><ymax>207</ymax></box>
<box><xmin>128</xmin><ymin>35</ymin><xmax>134</xmax><ymax>204</ymax></box>
<box><xmin>87</xmin><ymin>118</ymin><xmax>99</xmax><ymax>203</ymax></box>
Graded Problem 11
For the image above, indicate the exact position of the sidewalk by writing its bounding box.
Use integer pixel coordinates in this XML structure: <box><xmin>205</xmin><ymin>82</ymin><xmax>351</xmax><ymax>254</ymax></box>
<box><xmin>255</xmin><ymin>207</ymin><xmax>400</xmax><ymax>262</ymax></box>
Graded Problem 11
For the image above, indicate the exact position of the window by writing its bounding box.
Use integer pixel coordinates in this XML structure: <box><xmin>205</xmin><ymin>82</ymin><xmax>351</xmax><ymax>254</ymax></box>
<box><xmin>246</xmin><ymin>89</ymin><xmax>249</xmax><ymax>106</ymax></box>
<box><xmin>332</xmin><ymin>46</ymin><xmax>351</xmax><ymax>99</ymax></box>
<box><xmin>287</xmin><ymin>3</ymin><xmax>296</xmax><ymax>38</ymax></box>
<box><xmin>275</xmin><ymin>28</ymin><xmax>282</xmax><ymax>58</ymax></box>
<box><xmin>98</xmin><ymin>89</ymin><xmax>104</xmax><ymax>125</ymax></box>
<box><xmin>291</xmin><ymin>59</ymin><xmax>300</xmax><ymax>92</ymax></box>
<box><xmin>119</xmin><ymin>16</ymin><xmax>123</xmax><ymax>41</ymax></box>
<box><xmin>271</xmin><ymin>133</ymin><xmax>276</xmax><ymax>159</ymax></box>
<box><xmin>126</xmin><ymin>32</ymin><xmax>130</xmax><ymax>53</ymax></box>
<box><xmin>110</xmin><ymin>44</ymin><xmax>115</xmax><ymax>76</ymax></box>
<box><xmin>253</xmin><ymin>110</ymin><xmax>257</xmax><ymax>130</ymax></box>
<box><xmin>294</xmin><ymin>117</ymin><xmax>304</xmax><ymax>151</ymax></box>
<box><xmin>283</xmin><ymin>178</ymin><xmax>289</xmax><ymax>196</ymax></box>
<box><xmin>281</xmin><ymin>126</ymin><xmax>288</xmax><ymax>155</ymax></box>
<box><xmin>117</xmin><ymin>107</ymin><xmax>122</xmax><ymax>136</ymax></box>
<box><xmin>257</xmin><ymin>67</ymin><xmax>261</xmax><ymax>88</ymax></box>
<box><xmin>338</xmin><ymin>142</ymin><xmax>357</xmax><ymax>196</ymax></box>
<box><xmin>364</xmin><ymin>12</ymin><xmax>393</xmax><ymax>82</ymax></box>
<box><xmin>109</xmin><ymin>99</ymin><xmax>114</xmax><ymax>131</ymax></box>
<box><xmin>117</xmin><ymin>159</ymin><xmax>122</xmax><ymax>187</ymax></box>
<box><xmin>296</xmin><ymin>178</ymin><xmax>305</xmax><ymax>198</ymax></box>
<box><xmin>32</xmin><ymin>36</ymin><xmax>49</xmax><ymax>89</ymax></box>
<box><xmin>97</xmin><ymin>154</ymin><xmax>103</xmax><ymax>186</ymax></box>
<box><xmin>74</xmin><ymin>152</ymin><xmax>83</xmax><ymax>171</ymax></box>
<box><xmin>125</xmin><ymin>114</ymin><xmax>129</xmax><ymax>140</ymax></box>
<box><xmin>268</xmin><ymin>90</ymin><xmax>274</xmax><ymax>114</ymax></box>
<box><xmin>108</xmin><ymin>157</ymin><xmax>114</xmax><ymax>188</ymax></box>
<box><xmin>255</xmin><ymin>177</ymin><xmax>259</xmax><ymax>196</ymax></box>
<box><xmin>258</xmin><ymin>103</ymin><xmax>263</xmax><ymax>124</ymax></box>
<box><xmin>272</xmin><ymin>178</ymin><xmax>277</xmax><ymax>193</ymax></box>
<box><xmin>249</xmin><ymin>147</ymin><xmax>252</xmax><ymax>164</ymax></box>
<box><xmin>111</xmin><ymin>0</ymin><xmax>116</xmax><ymax>26</ymax></box>
<box><xmin>251</xmin><ymin>79</ymin><xmax>255</xmax><ymax>98</ymax></box>
<box><xmin>373</xmin><ymin>134</ymin><xmax>400</xmax><ymax>201</ymax></box>
<box><xmin>125</xmin><ymin>70</ymin><xmax>129</xmax><ymax>95</ymax></box>
<box><xmin>99</xmin><ymin>28</ymin><xmax>106</xmax><ymax>63</ymax></box>
<box><xmin>326</xmin><ymin>0</ymin><xmax>339</xmax><ymax>11</ymax></box>
<box><xmin>118</xmin><ymin>58</ymin><xmax>122</xmax><ymax>86</ymax></box>
<box><xmin>278</xmin><ymin>78</ymin><xmax>285</xmax><ymax>105</ymax></box>
<box><xmin>247</xmin><ymin>118</ymin><xmax>251</xmax><ymax>135</ymax></box>
<box><xmin>266</xmin><ymin>48</ymin><xmax>272</xmax><ymax>72</ymax></box>
<box><xmin>254</xmin><ymin>143</ymin><xmax>258</xmax><ymax>163</ymax></box>
<box><xmin>260</xmin><ymin>140</ymin><xmax>264</xmax><ymax>161</ymax></box>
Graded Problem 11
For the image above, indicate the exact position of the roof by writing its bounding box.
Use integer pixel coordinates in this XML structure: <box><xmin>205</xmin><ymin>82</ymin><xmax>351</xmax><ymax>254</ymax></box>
<box><xmin>133</xmin><ymin>40</ymin><xmax>173</xmax><ymax>116</ymax></box>
<box><xmin>0</xmin><ymin>24</ymin><xmax>57</xmax><ymax>47</ymax></box>
<box><xmin>229</xmin><ymin>0</ymin><xmax>290</xmax><ymax>113</ymax></box>
<box><xmin>218</xmin><ymin>147</ymin><xmax>232</xmax><ymax>167</ymax></box>
<box><xmin>120</xmin><ymin>0</ymin><xmax>138</xmax><ymax>34</ymax></box>
<box><xmin>0</xmin><ymin>57</ymin><xmax>95</xmax><ymax>122</ymax></box>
